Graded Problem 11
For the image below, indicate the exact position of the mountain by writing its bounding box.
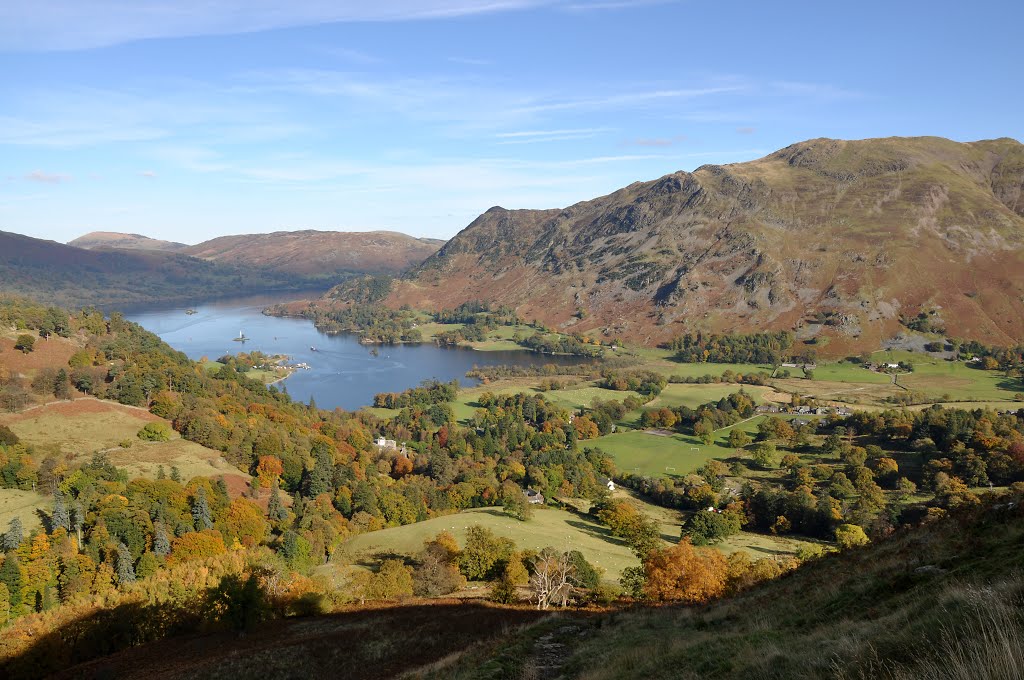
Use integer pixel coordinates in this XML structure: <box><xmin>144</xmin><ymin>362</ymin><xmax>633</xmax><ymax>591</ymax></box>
<box><xmin>182</xmin><ymin>230</ymin><xmax>444</xmax><ymax>278</ymax></box>
<box><xmin>0</xmin><ymin>230</ymin><xmax>323</xmax><ymax>308</ymax></box>
<box><xmin>370</xmin><ymin>136</ymin><xmax>1024</xmax><ymax>354</ymax></box>
<box><xmin>68</xmin><ymin>231</ymin><xmax>188</xmax><ymax>252</ymax></box>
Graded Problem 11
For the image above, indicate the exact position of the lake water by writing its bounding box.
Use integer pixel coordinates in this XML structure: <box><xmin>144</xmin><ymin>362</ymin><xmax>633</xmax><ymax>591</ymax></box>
<box><xmin>126</xmin><ymin>295</ymin><xmax>582</xmax><ymax>411</ymax></box>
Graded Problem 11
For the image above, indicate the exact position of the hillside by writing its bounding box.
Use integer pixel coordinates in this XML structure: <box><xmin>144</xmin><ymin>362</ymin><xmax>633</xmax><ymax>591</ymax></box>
<box><xmin>368</xmin><ymin>136</ymin><xmax>1024</xmax><ymax>355</ymax></box>
<box><xmin>0</xmin><ymin>230</ymin><xmax>321</xmax><ymax>308</ymax></box>
<box><xmin>183</xmin><ymin>230</ymin><xmax>444</xmax><ymax>278</ymax></box>
<box><xmin>16</xmin><ymin>496</ymin><xmax>1021</xmax><ymax>679</ymax></box>
<box><xmin>68</xmin><ymin>231</ymin><xmax>187</xmax><ymax>252</ymax></box>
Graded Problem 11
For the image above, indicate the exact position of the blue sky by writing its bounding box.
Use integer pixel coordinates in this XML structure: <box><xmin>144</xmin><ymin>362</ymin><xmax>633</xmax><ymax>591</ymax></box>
<box><xmin>1</xmin><ymin>0</ymin><xmax>1021</xmax><ymax>244</ymax></box>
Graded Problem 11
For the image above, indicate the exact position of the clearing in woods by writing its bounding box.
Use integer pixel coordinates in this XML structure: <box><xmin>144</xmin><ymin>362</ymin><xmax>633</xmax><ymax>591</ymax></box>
<box><xmin>0</xmin><ymin>398</ymin><xmax>246</xmax><ymax>483</ymax></box>
<box><xmin>0</xmin><ymin>488</ymin><xmax>48</xmax><ymax>534</ymax></box>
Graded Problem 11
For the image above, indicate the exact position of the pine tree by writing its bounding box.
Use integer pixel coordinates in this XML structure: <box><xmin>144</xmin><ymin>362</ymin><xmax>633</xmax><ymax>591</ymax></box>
<box><xmin>192</xmin><ymin>487</ymin><xmax>212</xmax><ymax>530</ymax></box>
<box><xmin>72</xmin><ymin>501</ymin><xmax>84</xmax><ymax>544</ymax></box>
<box><xmin>115</xmin><ymin>542</ymin><xmax>136</xmax><ymax>585</ymax></box>
<box><xmin>157</xmin><ymin>465</ymin><xmax>166</xmax><ymax>480</ymax></box>
<box><xmin>3</xmin><ymin>518</ymin><xmax>23</xmax><ymax>551</ymax></box>
<box><xmin>170</xmin><ymin>465</ymin><xmax>182</xmax><ymax>483</ymax></box>
<box><xmin>0</xmin><ymin>553</ymin><xmax>23</xmax><ymax>608</ymax></box>
<box><xmin>268</xmin><ymin>480</ymin><xmax>288</xmax><ymax>522</ymax></box>
<box><xmin>52</xmin><ymin>490</ymin><xmax>71</xmax><ymax>533</ymax></box>
<box><xmin>305</xmin><ymin>449</ymin><xmax>333</xmax><ymax>498</ymax></box>
<box><xmin>153</xmin><ymin>520</ymin><xmax>170</xmax><ymax>556</ymax></box>
<box><xmin>308</xmin><ymin>395</ymin><xmax>317</xmax><ymax>410</ymax></box>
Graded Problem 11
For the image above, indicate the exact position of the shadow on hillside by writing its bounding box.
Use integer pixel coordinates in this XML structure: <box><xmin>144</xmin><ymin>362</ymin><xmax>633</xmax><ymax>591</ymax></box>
<box><xmin>564</xmin><ymin>519</ymin><xmax>630</xmax><ymax>548</ymax></box>
<box><xmin>1</xmin><ymin>597</ymin><xmax>552</xmax><ymax>680</ymax></box>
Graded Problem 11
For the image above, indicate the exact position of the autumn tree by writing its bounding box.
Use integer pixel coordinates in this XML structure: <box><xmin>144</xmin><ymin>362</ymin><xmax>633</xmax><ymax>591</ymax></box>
<box><xmin>834</xmin><ymin>523</ymin><xmax>869</xmax><ymax>550</ymax></box>
<box><xmin>255</xmin><ymin>455</ymin><xmax>284</xmax><ymax>488</ymax></box>
<box><xmin>642</xmin><ymin>539</ymin><xmax>728</xmax><ymax>604</ymax></box>
<box><xmin>413</xmin><ymin>532</ymin><xmax>466</xmax><ymax>596</ymax></box>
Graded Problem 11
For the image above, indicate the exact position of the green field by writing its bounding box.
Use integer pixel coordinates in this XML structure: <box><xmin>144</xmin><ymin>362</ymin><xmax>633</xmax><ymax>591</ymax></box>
<box><xmin>339</xmin><ymin>506</ymin><xmax>639</xmax><ymax>581</ymax></box>
<box><xmin>0</xmin><ymin>489</ymin><xmax>48</xmax><ymax>534</ymax></box>
<box><xmin>647</xmin><ymin>383</ymin><xmax>773</xmax><ymax>411</ymax></box>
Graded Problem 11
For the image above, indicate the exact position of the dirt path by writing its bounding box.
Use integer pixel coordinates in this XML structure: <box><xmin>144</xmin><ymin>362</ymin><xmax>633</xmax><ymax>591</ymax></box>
<box><xmin>521</xmin><ymin>620</ymin><xmax>591</xmax><ymax>680</ymax></box>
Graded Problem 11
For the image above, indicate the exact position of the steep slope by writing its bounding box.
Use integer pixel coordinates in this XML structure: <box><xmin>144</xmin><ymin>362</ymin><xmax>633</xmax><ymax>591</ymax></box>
<box><xmin>381</xmin><ymin>136</ymin><xmax>1024</xmax><ymax>353</ymax></box>
<box><xmin>0</xmin><ymin>230</ymin><xmax>321</xmax><ymax>308</ymax></box>
<box><xmin>184</xmin><ymin>230</ymin><xmax>444</xmax><ymax>278</ymax></box>
<box><xmin>69</xmin><ymin>231</ymin><xmax>187</xmax><ymax>252</ymax></box>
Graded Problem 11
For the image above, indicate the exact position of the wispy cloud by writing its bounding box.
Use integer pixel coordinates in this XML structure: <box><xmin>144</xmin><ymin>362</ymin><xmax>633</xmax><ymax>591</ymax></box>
<box><xmin>625</xmin><ymin>135</ymin><xmax>687</xmax><ymax>147</ymax></box>
<box><xmin>0</xmin><ymin>1</ymin><xmax>560</xmax><ymax>51</ymax></box>
<box><xmin>735</xmin><ymin>126</ymin><xmax>756</xmax><ymax>134</ymax></box>
<box><xmin>139</xmin><ymin>170</ymin><xmax>157</xmax><ymax>178</ymax></box>
<box><xmin>25</xmin><ymin>170</ymin><xmax>70</xmax><ymax>184</ymax></box>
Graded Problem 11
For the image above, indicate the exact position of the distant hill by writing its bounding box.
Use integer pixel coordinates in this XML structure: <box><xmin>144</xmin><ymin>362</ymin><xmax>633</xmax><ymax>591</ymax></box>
<box><xmin>69</xmin><ymin>231</ymin><xmax>188</xmax><ymax>252</ymax></box>
<box><xmin>0</xmin><ymin>230</ymin><xmax>323</xmax><ymax>308</ymax></box>
<box><xmin>363</xmin><ymin>136</ymin><xmax>1024</xmax><ymax>354</ymax></box>
<box><xmin>182</xmin><ymin>230</ymin><xmax>444</xmax><ymax>278</ymax></box>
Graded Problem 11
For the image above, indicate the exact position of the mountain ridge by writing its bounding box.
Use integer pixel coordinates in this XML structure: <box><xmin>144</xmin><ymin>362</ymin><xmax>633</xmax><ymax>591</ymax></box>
<box><xmin>366</xmin><ymin>135</ymin><xmax>1024</xmax><ymax>354</ymax></box>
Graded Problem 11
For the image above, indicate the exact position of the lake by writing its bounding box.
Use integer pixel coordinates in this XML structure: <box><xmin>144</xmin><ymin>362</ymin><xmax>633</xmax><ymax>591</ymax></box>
<box><xmin>126</xmin><ymin>295</ymin><xmax>583</xmax><ymax>411</ymax></box>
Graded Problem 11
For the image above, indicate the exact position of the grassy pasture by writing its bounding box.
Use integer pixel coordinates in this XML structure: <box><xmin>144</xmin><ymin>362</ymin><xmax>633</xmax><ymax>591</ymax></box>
<box><xmin>0</xmin><ymin>398</ymin><xmax>246</xmax><ymax>483</ymax></box>
<box><xmin>0</xmin><ymin>488</ymin><xmax>48</xmax><ymax>534</ymax></box>
<box><xmin>339</xmin><ymin>506</ymin><xmax>639</xmax><ymax>581</ymax></box>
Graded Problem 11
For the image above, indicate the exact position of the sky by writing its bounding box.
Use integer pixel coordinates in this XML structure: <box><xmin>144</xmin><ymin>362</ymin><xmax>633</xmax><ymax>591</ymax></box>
<box><xmin>1</xmin><ymin>0</ymin><xmax>1021</xmax><ymax>244</ymax></box>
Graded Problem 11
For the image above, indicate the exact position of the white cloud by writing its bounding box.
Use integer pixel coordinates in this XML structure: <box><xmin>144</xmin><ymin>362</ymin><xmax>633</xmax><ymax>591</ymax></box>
<box><xmin>25</xmin><ymin>170</ymin><xmax>70</xmax><ymax>184</ymax></box>
<box><xmin>140</xmin><ymin>170</ymin><xmax>157</xmax><ymax>178</ymax></box>
<box><xmin>0</xmin><ymin>1</ymin><xmax>560</xmax><ymax>51</ymax></box>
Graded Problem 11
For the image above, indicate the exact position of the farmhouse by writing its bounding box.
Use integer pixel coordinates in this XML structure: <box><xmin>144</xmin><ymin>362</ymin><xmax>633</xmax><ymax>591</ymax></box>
<box><xmin>525</xmin><ymin>489</ymin><xmax>545</xmax><ymax>504</ymax></box>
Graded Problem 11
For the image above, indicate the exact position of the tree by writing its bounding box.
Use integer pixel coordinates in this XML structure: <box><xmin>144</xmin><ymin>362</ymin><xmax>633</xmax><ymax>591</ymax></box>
<box><xmin>752</xmin><ymin>441</ymin><xmax>779</xmax><ymax>469</ymax></box>
<box><xmin>728</xmin><ymin>429</ymin><xmax>752</xmax><ymax>449</ymax></box>
<box><xmin>642</xmin><ymin>539</ymin><xmax>728</xmax><ymax>604</ymax></box>
<box><xmin>500</xmin><ymin>482</ymin><xmax>532</xmax><ymax>521</ymax></box>
<box><xmin>683</xmin><ymin>510</ymin><xmax>742</xmax><ymax>546</ymax></box>
<box><xmin>170</xmin><ymin>466</ymin><xmax>182</xmax><ymax>483</ymax></box>
<box><xmin>459</xmin><ymin>526</ymin><xmax>514</xmax><ymax>581</ymax></box>
<box><xmin>216</xmin><ymin>498</ymin><xmax>269</xmax><ymax>548</ymax></box>
<box><xmin>489</xmin><ymin>574</ymin><xmax>518</xmax><ymax>604</ymax></box>
<box><xmin>3</xmin><ymin>518</ymin><xmax>23</xmax><ymax>551</ymax></box>
<box><xmin>364</xmin><ymin>559</ymin><xmax>414</xmax><ymax>600</ymax></box>
<box><xmin>0</xmin><ymin>553</ymin><xmax>23</xmax><ymax>609</ymax></box>
<box><xmin>52</xmin><ymin>490</ymin><xmax>71</xmax><ymax>533</ymax></box>
<box><xmin>153</xmin><ymin>520</ymin><xmax>170</xmax><ymax>556</ymax></box>
<box><xmin>115</xmin><ymin>542</ymin><xmax>136</xmax><ymax>585</ymax></box>
<box><xmin>835</xmin><ymin>524</ymin><xmax>870</xmax><ymax>549</ymax></box>
<box><xmin>14</xmin><ymin>334</ymin><xmax>34</xmax><ymax>354</ymax></box>
<box><xmin>267</xmin><ymin>480</ymin><xmax>289</xmax><ymax>522</ymax></box>
<box><xmin>137</xmin><ymin>422</ymin><xmax>171</xmax><ymax>442</ymax></box>
<box><xmin>192</xmin><ymin>487</ymin><xmax>213</xmax><ymax>530</ymax></box>
<box><xmin>530</xmin><ymin>552</ymin><xmax>576</xmax><ymax>610</ymax></box>
<box><xmin>414</xmin><ymin>533</ymin><xmax>466</xmax><ymax>597</ymax></box>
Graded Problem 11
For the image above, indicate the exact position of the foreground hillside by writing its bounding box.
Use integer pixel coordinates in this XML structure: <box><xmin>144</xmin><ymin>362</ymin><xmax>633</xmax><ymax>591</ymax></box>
<box><xmin>0</xmin><ymin>231</ymin><xmax>319</xmax><ymax>308</ymax></box>
<box><xmin>21</xmin><ymin>495</ymin><xmax>1022</xmax><ymax>680</ymax></box>
<box><xmin>182</xmin><ymin>230</ymin><xmax>444</xmax><ymax>278</ymax></box>
<box><xmin>369</xmin><ymin>136</ymin><xmax>1024</xmax><ymax>355</ymax></box>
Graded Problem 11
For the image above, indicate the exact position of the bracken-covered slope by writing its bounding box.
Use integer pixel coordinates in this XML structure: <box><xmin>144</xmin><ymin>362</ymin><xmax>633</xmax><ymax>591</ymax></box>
<box><xmin>385</xmin><ymin>136</ymin><xmax>1024</xmax><ymax>354</ymax></box>
<box><xmin>68</xmin><ymin>231</ymin><xmax>188</xmax><ymax>252</ymax></box>
<box><xmin>183</xmin><ymin>230</ymin><xmax>444</xmax><ymax>278</ymax></box>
